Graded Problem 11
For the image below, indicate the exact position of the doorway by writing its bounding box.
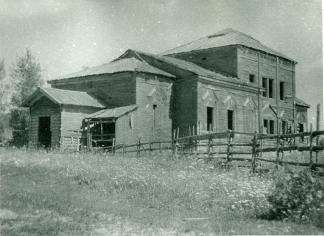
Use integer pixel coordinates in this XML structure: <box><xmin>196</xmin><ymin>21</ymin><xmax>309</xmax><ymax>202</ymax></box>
<box><xmin>38</xmin><ymin>116</ymin><xmax>51</xmax><ymax>148</ymax></box>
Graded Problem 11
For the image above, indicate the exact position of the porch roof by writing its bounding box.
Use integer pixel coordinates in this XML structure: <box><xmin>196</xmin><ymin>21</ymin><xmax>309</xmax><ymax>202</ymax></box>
<box><xmin>86</xmin><ymin>104</ymin><xmax>138</xmax><ymax>119</ymax></box>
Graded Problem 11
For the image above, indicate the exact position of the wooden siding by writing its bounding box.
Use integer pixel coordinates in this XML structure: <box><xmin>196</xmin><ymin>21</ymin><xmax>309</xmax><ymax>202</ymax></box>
<box><xmin>60</xmin><ymin>106</ymin><xmax>101</xmax><ymax>150</ymax></box>
<box><xmin>115</xmin><ymin>110</ymin><xmax>137</xmax><ymax>146</ymax></box>
<box><xmin>135</xmin><ymin>74</ymin><xmax>173</xmax><ymax>142</ymax></box>
<box><xmin>29</xmin><ymin>97</ymin><xmax>61</xmax><ymax>147</ymax></box>
<box><xmin>172</xmin><ymin>78</ymin><xmax>198</xmax><ymax>137</ymax></box>
<box><xmin>52</xmin><ymin>72</ymin><xmax>136</xmax><ymax>108</ymax></box>
<box><xmin>169</xmin><ymin>46</ymin><xmax>238</xmax><ymax>77</ymax></box>
<box><xmin>237</xmin><ymin>46</ymin><xmax>295</xmax><ymax>134</ymax></box>
<box><xmin>197</xmin><ymin>81</ymin><xmax>258</xmax><ymax>134</ymax></box>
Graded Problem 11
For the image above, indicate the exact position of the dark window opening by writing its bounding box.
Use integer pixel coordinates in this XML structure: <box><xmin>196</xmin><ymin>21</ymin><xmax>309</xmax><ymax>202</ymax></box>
<box><xmin>268</xmin><ymin>79</ymin><xmax>274</xmax><ymax>98</ymax></box>
<box><xmin>269</xmin><ymin>120</ymin><xmax>274</xmax><ymax>134</ymax></box>
<box><xmin>298</xmin><ymin>123</ymin><xmax>304</xmax><ymax>133</ymax></box>
<box><xmin>227</xmin><ymin>110</ymin><xmax>234</xmax><ymax>130</ymax></box>
<box><xmin>262</xmin><ymin>78</ymin><xmax>274</xmax><ymax>98</ymax></box>
<box><xmin>280</xmin><ymin>82</ymin><xmax>285</xmax><ymax>100</ymax></box>
<box><xmin>38</xmin><ymin>116</ymin><xmax>51</xmax><ymax>148</ymax></box>
<box><xmin>207</xmin><ymin>107</ymin><xmax>213</xmax><ymax>131</ymax></box>
<box><xmin>201</xmin><ymin>57</ymin><xmax>207</xmax><ymax>61</ymax></box>
<box><xmin>262</xmin><ymin>77</ymin><xmax>267</xmax><ymax>97</ymax></box>
<box><xmin>263</xmin><ymin>119</ymin><xmax>275</xmax><ymax>134</ymax></box>
<box><xmin>249</xmin><ymin>74</ymin><xmax>255</xmax><ymax>83</ymax></box>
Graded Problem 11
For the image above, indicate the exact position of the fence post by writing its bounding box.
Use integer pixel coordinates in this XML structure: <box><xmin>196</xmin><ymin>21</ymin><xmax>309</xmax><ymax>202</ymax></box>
<box><xmin>137</xmin><ymin>138</ymin><xmax>141</xmax><ymax>157</ymax></box>
<box><xmin>275</xmin><ymin>133</ymin><xmax>280</xmax><ymax>169</ymax></box>
<box><xmin>112</xmin><ymin>138</ymin><xmax>115</xmax><ymax>155</ymax></box>
<box><xmin>316</xmin><ymin>104</ymin><xmax>320</xmax><ymax>163</ymax></box>
<box><xmin>226</xmin><ymin>130</ymin><xmax>232</xmax><ymax>170</ymax></box>
<box><xmin>207</xmin><ymin>125</ymin><xmax>212</xmax><ymax>161</ymax></box>
<box><xmin>309</xmin><ymin>124</ymin><xmax>313</xmax><ymax>170</ymax></box>
<box><xmin>251</xmin><ymin>131</ymin><xmax>258</xmax><ymax>173</ymax></box>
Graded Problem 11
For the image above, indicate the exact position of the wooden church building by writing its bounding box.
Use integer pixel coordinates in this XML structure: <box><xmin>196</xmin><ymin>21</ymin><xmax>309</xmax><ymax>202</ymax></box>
<box><xmin>22</xmin><ymin>28</ymin><xmax>310</xmax><ymax>150</ymax></box>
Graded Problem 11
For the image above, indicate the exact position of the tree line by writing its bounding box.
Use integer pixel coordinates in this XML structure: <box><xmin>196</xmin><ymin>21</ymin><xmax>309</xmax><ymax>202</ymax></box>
<box><xmin>0</xmin><ymin>49</ymin><xmax>44</xmax><ymax>147</ymax></box>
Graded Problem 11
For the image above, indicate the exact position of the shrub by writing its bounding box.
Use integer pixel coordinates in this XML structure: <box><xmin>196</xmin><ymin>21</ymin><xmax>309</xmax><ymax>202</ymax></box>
<box><xmin>266</xmin><ymin>168</ymin><xmax>324</xmax><ymax>227</ymax></box>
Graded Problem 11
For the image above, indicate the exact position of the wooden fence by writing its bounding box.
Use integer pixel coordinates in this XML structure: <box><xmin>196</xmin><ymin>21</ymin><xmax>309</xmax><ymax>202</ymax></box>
<box><xmin>94</xmin><ymin>128</ymin><xmax>324</xmax><ymax>172</ymax></box>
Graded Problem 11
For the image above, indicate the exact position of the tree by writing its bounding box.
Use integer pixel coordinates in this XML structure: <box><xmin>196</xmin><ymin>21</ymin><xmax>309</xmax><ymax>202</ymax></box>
<box><xmin>9</xmin><ymin>49</ymin><xmax>44</xmax><ymax>147</ymax></box>
<box><xmin>11</xmin><ymin>49</ymin><xmax>44</xmax><ymax>107</ymax></box>
<box><xmin>0</xmin><ymin>59</ymin><xmax>12</xmax><ymax>144</ymax></box>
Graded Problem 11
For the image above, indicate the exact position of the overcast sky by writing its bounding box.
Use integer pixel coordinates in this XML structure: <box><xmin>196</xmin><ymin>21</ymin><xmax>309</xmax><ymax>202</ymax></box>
<box><xmin>0</xmin><ymin>0</ymin><xmax>323</xmax><ymax>128</ymax></box>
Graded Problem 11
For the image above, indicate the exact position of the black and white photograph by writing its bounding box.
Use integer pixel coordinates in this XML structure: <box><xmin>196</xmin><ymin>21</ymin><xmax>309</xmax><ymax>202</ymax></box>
<box><xmin>1</xmin><ymin>0</ymin><xmax>323</xmax><ymax>235</ymax></box>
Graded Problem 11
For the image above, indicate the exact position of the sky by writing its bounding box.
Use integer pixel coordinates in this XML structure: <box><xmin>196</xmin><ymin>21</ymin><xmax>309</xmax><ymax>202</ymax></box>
<box><xmin>0</xmin><ymin>0</ymin><xmax>323</xmax><ymax>128</ymax></box>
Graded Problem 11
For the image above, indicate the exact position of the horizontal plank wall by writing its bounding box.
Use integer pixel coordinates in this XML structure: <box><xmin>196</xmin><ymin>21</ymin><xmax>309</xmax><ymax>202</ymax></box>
<box><xmin>135</xmin><ymin>74</ymin><xmax>173</xmax><ymax>142</ymax></box>
<box><xmin>51</xmin><ymin>72</ymin><xmax>136</xmax><ymax>108</ymax></box>
<box><xmin>197</xmin><ymin>81</ymin><xmax>258</xmax><ymax>134</ymax></box>
<box><xmin>237</xmin><ymin>46</ymin><xmax>295</xmax><ymax>134</ymax></box>
<box><xmin>61</xmin><ymin>106</ymin><xmax>102</xmax><ymax>150</ymax></box>
<box><xmin>29</xmin><ymin>97</ymin><xmax>61</xmax><ymax>147</ymax></box>
<box><xmin>167</xmin><ymin>46</ymin><xmax>238</xmax><ymax>78</ymax></box>
<box><xmin>172</xmin><ymin>77</ymin><xmax>198</xmax><ymax>137</ymax></box>
<box><xmin>115</xmin><ymin>109</ymin><xmax>137</xmax><ymax>146</ymax></box>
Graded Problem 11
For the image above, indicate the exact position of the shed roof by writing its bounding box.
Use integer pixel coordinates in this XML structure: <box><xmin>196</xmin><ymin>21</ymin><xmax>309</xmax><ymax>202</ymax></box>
<box><xmin>49</xmin><ymin>57</ymin><xmax>175</xmax><ymax>81</ymax></box>
<box><xmin>295</xmin><ymin>97</ymin><xmax>311</xmax><ymax>108</ymax></box>
<box><xmin>86</xmin><ymin>104</ymin><xmax>138</xmax><ymax>119</ymax></box>
<box><xmin>162</xmin><ymin>28</ymin><xmax>295</xmax><ymax>62</ymax></box>
<box><xmin>21</xmin><ymin>87</ymin><xmax>106</xmax><ymax>108</ymax></box>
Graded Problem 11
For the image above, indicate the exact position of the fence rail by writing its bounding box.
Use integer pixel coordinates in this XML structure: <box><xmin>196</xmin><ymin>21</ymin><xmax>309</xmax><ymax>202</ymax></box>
<box><xmin>91</xmin><ymin>128</ymin><xmax>324</xmax><ymax>172</ymax></box>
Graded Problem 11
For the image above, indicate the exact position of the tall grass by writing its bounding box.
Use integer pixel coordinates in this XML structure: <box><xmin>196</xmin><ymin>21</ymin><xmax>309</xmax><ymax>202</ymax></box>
<box><xmin>1</xmin><ymin>148</ymin><xmax>323</xmax><ymax>235</ymax></box>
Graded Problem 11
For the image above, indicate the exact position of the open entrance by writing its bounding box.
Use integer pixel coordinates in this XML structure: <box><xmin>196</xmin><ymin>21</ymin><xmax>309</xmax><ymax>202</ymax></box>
<box><xmin>227</xmin><ymin>110</ymin><xmax>234</xmax><ymax>130</ymax></box>
<box><xmin>38</xmin><ymin>116</ymin><xmax>51</xmax><ymax>148</ymax></box>
<box><xmin>88</xmin><ymin>120</ymin><xmax>115</xmax><ymax>148</ymax></box>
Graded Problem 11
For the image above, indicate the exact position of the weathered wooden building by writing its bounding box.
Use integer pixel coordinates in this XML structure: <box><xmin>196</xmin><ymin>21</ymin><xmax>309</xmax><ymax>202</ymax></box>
<box><xmin>22</xmin><ymin>28</ymin><xmax>309</xmax><ymax>150</ymax></box>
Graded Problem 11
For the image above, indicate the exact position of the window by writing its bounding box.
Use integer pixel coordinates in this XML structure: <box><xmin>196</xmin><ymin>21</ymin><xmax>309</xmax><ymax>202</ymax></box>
<box><xmin>282</xmin><ymin>120</ymin><xmax>288</xmax><ymax>134</ymax></box>
<box><xmin>262</xmin><ymin>78</ymin><xmax>267</xmax><ymax>97</ymax></box>
<box><xmin>280</xmin><ymin>82</ymin><xmax>285</xmax><ymax>100</ymax></box>
<box><xmin>268</xmin><ymin>79</ymin><xmax>274</xmax><ymax>98</ymax></box>
<box><xmin>207</xmin><ymin>107</ymin><xmax>213</xmax><ymax>131</ymax></box>
<box><xmin>262</xmin><ymin>77</ymin><xmax>274</xmax><ymax>98</ymax></box>
<box><xmin>263</xmin><ymin>119</ymin><xmax>275</xmax><ymax>134</ymax></box>
<box><xmin>227</xmin><ymin>110</ymin><xmax>234</xmax><ymax>130</ymax></box>
<box><xmin>249</xmin><ymin>74</ymin><xmax>255</xmax><ymax>83</ymax></box>
<box><xmin>298</xmin><ymin>123</ymin><xmax>304</xmax><ymax>133</ymax></box>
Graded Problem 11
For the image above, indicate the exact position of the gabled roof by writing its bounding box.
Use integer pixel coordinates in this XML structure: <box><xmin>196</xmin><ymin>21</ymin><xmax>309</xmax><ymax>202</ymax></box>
<box><xmin>86</xmin><ymin>104</ymin><xmax>138</xmax><ymax>119</ymax></box>
<box><xmin>117</xmin><ymin>49</ymin><xmax>261</xmax><ymax>90</ymax></box>
<box><xmin>49</xmin><ymin>57</ymin><xmax>175</xmax><ymax>82</ymax></box>
<box><xmin>162</xmin><ymin>28</ymin><xmax>295</xmax><ymax>62</ymax></box>
<box><xmin>21</xmin><ymin>87</ymin><xmax>106</xmax><ymax>108</ymax></box>
<box><xmin>295</xmin><ymin>97</ymin><xmax>311</xmax><ymax>108</ymax></box>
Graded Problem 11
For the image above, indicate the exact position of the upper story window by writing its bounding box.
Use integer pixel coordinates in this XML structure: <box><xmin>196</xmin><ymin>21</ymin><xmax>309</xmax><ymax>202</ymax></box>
<box><xmin>262</xmin><ymin>77</ymin><xmax>274</xmax><ymax>98</ymax></box>
<box><xmin>249</xmin><ymin>74</ymin><xmax>255</xmax><ymax>83</ymax></box>
<box><xmin>279</xmin><ymin>82</ymin><xmax>285</xmax><ymax>100</ymax></box>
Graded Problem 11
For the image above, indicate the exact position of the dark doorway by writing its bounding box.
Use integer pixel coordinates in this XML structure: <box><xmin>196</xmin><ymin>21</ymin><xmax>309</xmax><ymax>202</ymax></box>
<box><xmin>227</xmin><ymin>110</ymin><xmax>234</xmax><ymax>130</ymax></box>
<box><xmin>38</xmin><ymin>117</ymin><xmax>51</xmax><ymax>148</ymax></box>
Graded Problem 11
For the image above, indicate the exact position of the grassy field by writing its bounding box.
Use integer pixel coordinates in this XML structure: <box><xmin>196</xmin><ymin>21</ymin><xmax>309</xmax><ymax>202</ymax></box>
<box><xmin>1</xmin><ymin>148</ymin><xmax>323</xmax><ymax>235</ymax></box>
